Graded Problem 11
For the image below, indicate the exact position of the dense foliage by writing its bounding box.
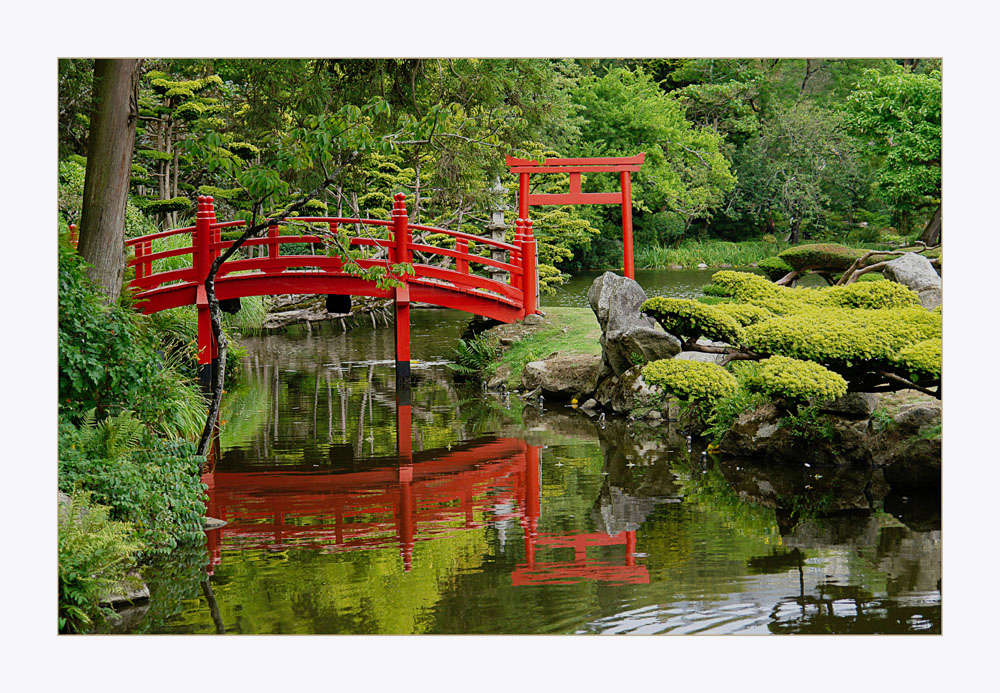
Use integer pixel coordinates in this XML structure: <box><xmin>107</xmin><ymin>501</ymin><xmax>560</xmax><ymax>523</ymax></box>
<box><xmin>58</xmin><ymin>492</ymin><xmax>142</xmax><ymax>633</ymax></box>
<box><xmin>745</xmin><ymin>355</ymin><xmax>848</xmax><ymax>403</ymax></box>
<box><xmin>59</xmin><ymin>58</ymin><xmax>942</xmax><ymax>277</ymax></box>
<box><xmin>641</xmin><ymin>270</ymin><xmax>940</xmax><ymax>400</ymax></box>
<box><xmin>642</xmin><ymin>359</ymin><xmax>739</xmax><ymax>403</ymax></box>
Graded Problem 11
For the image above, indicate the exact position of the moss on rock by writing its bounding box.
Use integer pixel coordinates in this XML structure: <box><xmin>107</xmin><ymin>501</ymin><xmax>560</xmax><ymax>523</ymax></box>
<box><xmin>778</xmin><ymin>243</ymin><xmax>866</xmax><ymax>272</ymax></box>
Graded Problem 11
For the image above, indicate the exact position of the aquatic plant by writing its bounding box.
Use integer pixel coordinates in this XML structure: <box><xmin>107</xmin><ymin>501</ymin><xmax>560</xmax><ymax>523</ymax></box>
<box><xmin>447</xmin><ymin>333</ymin><xmax>502</xmax><ymax>381</ymax></box>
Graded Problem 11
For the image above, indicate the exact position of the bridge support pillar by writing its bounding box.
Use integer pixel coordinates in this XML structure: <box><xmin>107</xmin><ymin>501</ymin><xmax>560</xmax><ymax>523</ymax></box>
<box><xmin>394</xmin><ymin>284</ymin><xmax>411</xmax><ymax>407</ymax></box>
<box><xmin>196</xmin><ymin>296</ymin><xmax>218</xmax><ymax>393</ymax></box>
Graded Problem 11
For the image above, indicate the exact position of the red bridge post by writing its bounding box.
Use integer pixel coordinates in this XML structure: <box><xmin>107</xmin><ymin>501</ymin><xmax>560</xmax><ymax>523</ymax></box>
<box><xmin>195</xmin><ymin>196</ymin><xmax>217</xmax><ymax>391</ymax></box>
<box><xmin>392</xmin><ymin>194</ymin><xmax>412</xmax><ymax>406</ymax></box>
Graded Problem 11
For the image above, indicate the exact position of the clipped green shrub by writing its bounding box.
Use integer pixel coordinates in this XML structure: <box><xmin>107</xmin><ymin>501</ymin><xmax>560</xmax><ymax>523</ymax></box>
<box><xmin>745</xmin><ymin>355</ymin><xmax>848</xmax><ymax>403</ymax></box>
<box><xmin>708</xmin><ymin>270</ymin><xmax>782</xmax><ymax>302</ymax></box>
<box><xmin>59</xmin><ymin>492</ymin><xmax>142</xmax><ymax>633</ymax></box>
<box><xmin>823</xmin><ymin>279</ymin><xmax>921</xmax><ymax>309</ymax></box>
<box><xmin>758</xmin><ymin>255</ymin><xmax>794</xmax><ymax>281</ymax></box>
<box><xmin>641</xmin><ymin>297</ymin><xmax>743</xmax><ymax>345</ymax></box>
<box><xmin>714</xmin><ymin>302</ymin><xmax>774</xmax><ymax>327</ymax></box>
<box><xmin>642</xmin><ymin>359</ymin><xmax>739</xmax><ymax>403</ymax></box>
<box><xmin>896</xmin><ymin>338</ymin><xmax>942</xmax><ymax>381</ymax></box>
<box><xmin>302</xmin><ymin>199</ymin><xmax>328</xmax><ymax>214</ymax></box>
<box><xmin>778</xmin><ymin>244</ymin><xmax>866</xmax><ymax>272</ymax></box>
<box><xmin>702</xmin><ymin>283</ymin><xmax>732</xmax><ymax>297</ymax></box>
<box><xmin>139</xmin><ymin>197</ymin><xmax>193</xmax><ymax>216</ymax></box>
<box><xmin>742</xmin><ymin>305</ymin><xmax>941</xmax><ymax>372</ymax></box>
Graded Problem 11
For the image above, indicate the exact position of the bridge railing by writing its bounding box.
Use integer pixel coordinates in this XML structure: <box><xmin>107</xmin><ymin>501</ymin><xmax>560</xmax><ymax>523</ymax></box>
<box><xmin>125</xmin><ymin>192</ymin><xmax>537</xmax><ymax>315</ymax></box>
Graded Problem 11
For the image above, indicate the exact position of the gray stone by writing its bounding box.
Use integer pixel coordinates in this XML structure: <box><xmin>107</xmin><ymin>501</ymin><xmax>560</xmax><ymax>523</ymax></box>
<box><xmin>610</xmin><ymin>365</ymin><xmax>664</xmax><ymax>414</ymax></box>
<box><xmin>521</xmin><ymin>352</ymin><xmax>602</xmax><ymax>399</ymax></box>
<box><xmin>893</xmin><ymin>403</ymin><xmax>941</xmax><ymax>431</ymax></box>
<box><xmin>883</xmin><ymin>253</ymin><xmax>942</xmax><ymax>309</ymax></box>
<box><xmin>675</xmin><ymin>350</ymin><xmax>727</xmax><ymax>365</ymax></box>
<box><xmin>522</xmin><ymin>313</ymin><xmax>545</xmax><ymax>326</ymax></box>
<box><xmin>203</xmin><ymin>516</ymin><xmax>227</xmax><ymax>530</ymax></box>
<box><xmin>719</xmin><ymin>404</ymin><xmax>872</xmax><ymax>467</ymax></box>
<box><xmin>99</xmin><ymin>572</ymin><xmax>150</xmax><ymax>607</ymax></box>
<box><xmin>819</xmin><ymin>392</ymin><xmax>880</xmax><ymax>420</ymax></box>
<box><xmin>697</xmin><ymin>263</ymin><xmax>709</xmax><ymax>269</ymax></box>
<box><xmin>486</xmin><ymin>363</ymin><xmax>512</xmax><ymax>389</ymax></box>
<box><xmin>580</xmin><ymin>398</ymin><xmax>599</xmax><ymax>411</ymax></box>
<box><xmin>587</xmin><ymin>272</ymin><xmax>681</xmax><ymax>378</ymax></box>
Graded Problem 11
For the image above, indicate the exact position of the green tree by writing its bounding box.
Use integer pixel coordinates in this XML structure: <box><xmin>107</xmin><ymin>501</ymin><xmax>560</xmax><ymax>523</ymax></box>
<box><xmin>845</xmin><ymin>67</ymin><xmax>942</xmax><ymax>241</ymax></box>
<box><xmin>571</xmin><ymin>67</ymin><xmax>735</xmax><ymax>240</ymax></box>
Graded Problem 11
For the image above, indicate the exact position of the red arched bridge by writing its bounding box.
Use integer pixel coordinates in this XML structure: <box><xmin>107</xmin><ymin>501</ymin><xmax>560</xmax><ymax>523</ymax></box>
<box><xmin>124</xmin><ymin>193</ymin><xmax>539</xmax><ymax>399</ymax></box>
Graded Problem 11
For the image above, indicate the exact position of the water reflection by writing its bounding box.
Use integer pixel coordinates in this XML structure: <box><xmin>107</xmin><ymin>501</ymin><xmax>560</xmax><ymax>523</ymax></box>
<box><xmin>132</xmin><ymin>323</ymin><xmax>939</xmax><ymax>635</ymax></box>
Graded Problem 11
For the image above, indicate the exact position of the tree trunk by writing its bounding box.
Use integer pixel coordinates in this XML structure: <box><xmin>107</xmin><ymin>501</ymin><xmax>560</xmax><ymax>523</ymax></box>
<box><xmin>78</xmin><ymin>59</ymin><xmax>142</xmax><ymax>303</ymax></box>
<box><xmin>786</xmin><ymin>217</ymin><xmax>801</xmax><ymax>245</ymax></box>
<box><xmin>919</xmin><ymin>204</ymin><xmax>941</xmax><ymax>246</ymax></box>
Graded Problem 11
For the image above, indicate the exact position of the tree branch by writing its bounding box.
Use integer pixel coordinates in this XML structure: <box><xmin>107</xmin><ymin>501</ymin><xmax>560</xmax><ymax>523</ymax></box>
<box><xmin>196</xmin><ymin>158</ymin><xmax>357</xmax><ymax>456</ymax></box>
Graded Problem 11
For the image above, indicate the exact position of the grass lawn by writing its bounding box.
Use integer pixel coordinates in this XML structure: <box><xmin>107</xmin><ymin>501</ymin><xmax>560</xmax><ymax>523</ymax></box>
<box><xmin>491</xmin><ymin>307</ymin><xmax>602</xmax><ymax>389</ymax></box>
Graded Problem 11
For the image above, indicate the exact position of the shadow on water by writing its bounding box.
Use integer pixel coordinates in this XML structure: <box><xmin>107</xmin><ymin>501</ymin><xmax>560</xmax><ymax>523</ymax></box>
<box><xmin>129</xmin><ymin>310</ymin><xmax>939</xmax><ymax>635</ymax></box>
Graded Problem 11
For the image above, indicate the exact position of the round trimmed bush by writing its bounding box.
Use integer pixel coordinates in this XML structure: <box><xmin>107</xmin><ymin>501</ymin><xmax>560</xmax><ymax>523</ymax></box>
<box><xmin>746</xmin><ymin>355</ymin><xmax>848</xmax><ymax>403</ymax></box>
<box><xmin>778</xmin><ymin>243</ymin><xmax>866</xmax><ymax>272</ymax></box>
<box><xmin>641</xmin><ymin>297</ymin><xmax>743</xmax><ymax>344</ymax></box>
<box><xmin>824</xmin><ymin>279</ymin><xmax>921</xmax><ymax>309</ymax></box>
<box><xmin>758</xmin><ymin>255</ymin><xmax>794</xmax><ymax>281</ymax></box>
<box><xmin>642</xmin><ymin>359</ymin><xmax>739</xmax><ymax>403</ymax></box>
<box><xmin>714</xmin><ymin>302</ymin><xmax>774</xmax><ymax>327</ymax></box>
<box><xmin>896</xmin><ymin>338</ymin><xmax>942</xmax><ymax>381</ymax></box>
<box><xmin>742</xmin><ymin>305</ymin><xmax>941</xmax><ymax>371</ymax></box>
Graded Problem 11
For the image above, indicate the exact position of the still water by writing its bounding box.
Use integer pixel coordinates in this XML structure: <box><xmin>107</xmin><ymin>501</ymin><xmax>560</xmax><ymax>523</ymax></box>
<box><xmin>130</xmin><ymin>285</ymin><xmax>940</xmax><ymax>635</ymax></box>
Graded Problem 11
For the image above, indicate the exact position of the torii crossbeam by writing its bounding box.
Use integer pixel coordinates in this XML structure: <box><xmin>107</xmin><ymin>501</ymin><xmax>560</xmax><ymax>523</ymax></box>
<box><xmin>506</xmin><ymin>153</ymin><xmax>645</xmax><ymax>279</ymax></box>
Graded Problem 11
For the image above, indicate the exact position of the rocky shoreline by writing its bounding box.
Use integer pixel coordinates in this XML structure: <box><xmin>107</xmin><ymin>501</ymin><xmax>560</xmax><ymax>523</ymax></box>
<box><xmin>480</xmin><ymin>271</ymin><xmax>941</xmax><ymax>493</ymax></box>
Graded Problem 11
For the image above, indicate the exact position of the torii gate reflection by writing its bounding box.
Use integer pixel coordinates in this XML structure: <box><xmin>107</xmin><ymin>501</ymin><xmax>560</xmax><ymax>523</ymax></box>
<box><xmin>201</xmin><ymin>404</ymin><xmax>648</xmax><ymax>585</ymax></box>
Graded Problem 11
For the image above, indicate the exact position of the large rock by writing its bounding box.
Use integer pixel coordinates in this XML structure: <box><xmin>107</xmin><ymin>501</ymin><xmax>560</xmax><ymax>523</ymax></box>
<box><xmin>872</xmin><ymin>399</ymin><xmax>941</xmax><ymax>490</ymax></box>
<box><xmin>883</xmin><ymin>253</ymin><xmax>942</xmax><ymax>309</ymax></box>
<box><xmin>719</xmin><ymin>404</ymin><xmax>872</xmax><ymax>467</ymax></box>
<box><xmin>521</xmin><ymin>352</ymin><xmax>601</xmax><ymax>399</ymax></box>
<box><xmin>818</xmin><ymin>392</ymin><xmax>880</xmax><ymax>420</ymax></box>
<box><xmin>587</xmin><ymin>272</ymin><xmax>680</xmax><ymax>377</ymax></box>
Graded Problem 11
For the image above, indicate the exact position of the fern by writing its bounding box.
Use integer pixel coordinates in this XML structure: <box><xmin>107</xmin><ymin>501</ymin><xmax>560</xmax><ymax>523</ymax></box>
<box><xmin>447</xmin><ymin>334</ymin><xmax>502</xmax><ymax>381</ymax></box>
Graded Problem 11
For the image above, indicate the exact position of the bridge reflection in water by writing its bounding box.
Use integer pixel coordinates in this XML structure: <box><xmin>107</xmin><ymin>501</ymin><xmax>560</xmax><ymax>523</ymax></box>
<box><xmin>201</xmin><ymin>405</ymin><xmax>647</xmax><ymax>585</ymax></box>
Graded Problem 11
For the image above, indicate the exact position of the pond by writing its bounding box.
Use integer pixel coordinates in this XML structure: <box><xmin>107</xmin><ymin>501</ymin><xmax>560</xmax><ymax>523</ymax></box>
<box><xmin>128</xmin><ymin>273</ymin><xmax>940</xmax><ymax>635</ymax></box>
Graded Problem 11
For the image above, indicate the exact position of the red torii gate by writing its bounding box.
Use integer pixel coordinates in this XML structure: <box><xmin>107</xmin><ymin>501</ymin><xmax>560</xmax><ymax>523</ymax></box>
<box><xmin>506</xmin><ymin>153</ymin><xmax>645</xmax><ymax>279</ymax></box>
